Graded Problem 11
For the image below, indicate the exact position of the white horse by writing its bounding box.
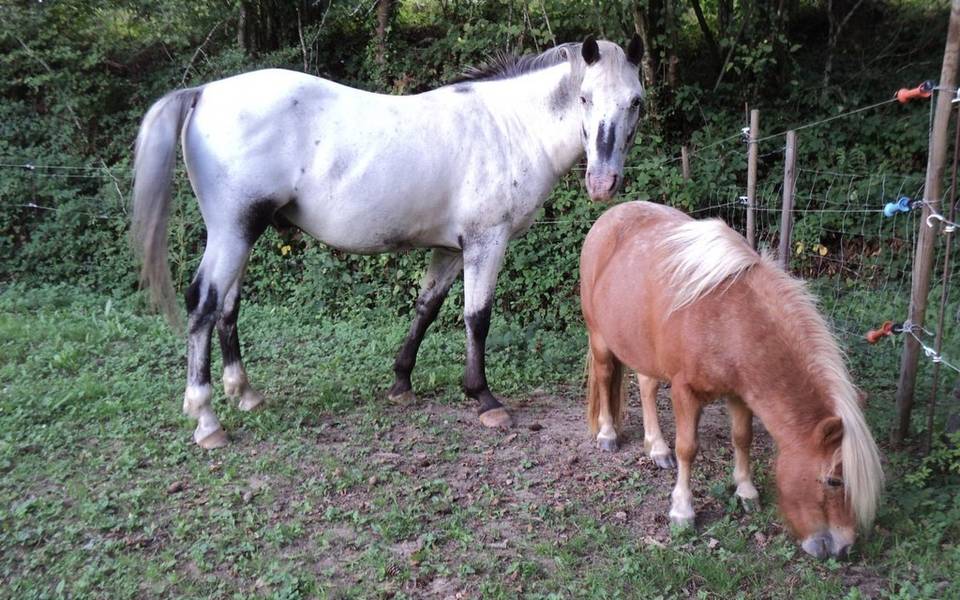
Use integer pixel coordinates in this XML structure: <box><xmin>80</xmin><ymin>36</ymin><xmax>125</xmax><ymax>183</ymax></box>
<box><xmin>133</xmin><ymin>37</ymin><xmax>645</xmax><ymax>449</ymax></box>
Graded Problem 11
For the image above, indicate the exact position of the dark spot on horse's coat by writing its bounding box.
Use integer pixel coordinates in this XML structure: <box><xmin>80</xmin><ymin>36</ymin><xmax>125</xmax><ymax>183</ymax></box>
<box><xmin>314</xmin><ymin>139</ymin><xmax>320</xmax><ymax>146</ymax></box>
<box><xmin>464</xmin><ymin>302</ymin><xmax>493</xmax><ymax>397</ymax></box>
<box><xmin>242</xmin><ymin>199</ymin><xmax>277</xmax><ymax>245</ymax></box>
<box><xmin>454</xmin><ymin>84</ymin><xmax>473</xmax><ymax>94</ymax></box>
<box><xmin>512</xmin><ymin>180</ymin><xmax>519</xmax><ymax>188</ymax></box>
<box><xmin>597</xmin><ymin>121</ymin><xmax>616</xmax><ymax>161</ymax></box>
<box><xmin>581</xmin><ymin>126</ymin><xmax>587</xmax><ymax>139</ymax></box>
<box><xmin>300</xmin><ymin>167</ymin><xmax>306</xmax><ymax>174</ymax></box>
<box><xmin>217</xmin><ymin>293</ymin><xmax>242</xmax><ymax>367</ymax></box>
<box><xmin>292</xmin><ymin>99</ymin><xmax>300</xmax><ymax>106</ymax></box>
<box><xmin>190</xmin><ymin>284</ymin><xmax>219</xmax><ymax>335</ymax></box>
<box><xmin>185</xmin><ymin>272</ymin><xmax>203</xmax><ymax>313</ymax></box>
<box><xmin>548</xmin><ymin>76</ymin><xmax>570</xmax><ymax>113</ymax></box>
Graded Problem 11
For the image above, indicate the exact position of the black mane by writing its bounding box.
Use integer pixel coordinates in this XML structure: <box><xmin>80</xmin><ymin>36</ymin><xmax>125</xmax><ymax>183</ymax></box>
<box><xmin>451</xmin><ymin>43</ymin><xmax>579</xmax><ymax>84</ymax></box>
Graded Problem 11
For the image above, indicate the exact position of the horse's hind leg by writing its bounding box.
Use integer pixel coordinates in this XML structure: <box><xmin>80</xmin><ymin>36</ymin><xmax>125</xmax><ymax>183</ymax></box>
<box><xmin>183</xmin><ymin>232</ymin><xmax>259</xmax><ymax>449</ymax></box>
<box><xmin>637</xmin><ymin>374</ymin><xmax>676</xmax><ymax>469</ymax></box>
<box><xmin>727</xmin><ymin>397</ymin><xmax>760</xmax><ymax>511</ymax></box>
<box><xmin>669</xmin><ymin>381</ymin><xmax>702</xmax><ymax>528</ymax></box>
<box><xmin>218</xmin><ymin>274</ymin><xmax>265</xmax><ymax>412</ymax></box>
<box><xmin>388</xmin><ymin>249</ymin><xmax>463</xmax><ymax>403</ymax></box>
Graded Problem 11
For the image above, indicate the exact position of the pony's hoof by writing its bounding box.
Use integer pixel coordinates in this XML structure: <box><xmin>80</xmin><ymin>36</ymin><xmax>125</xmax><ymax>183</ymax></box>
<box><xmin>651</xmin><ymin>452</ymin><xmax>677</xmax><ymax>470</ymax></box>
<box><xmin>669</xmin><ymin>514</ymin><xmax>695</xmax><ymax>530</ymax></box>
<box><xmin>196</xmin><ymin>428</ymin><xmax>229</xmax><ymax>450</ymax></box>
<box><xmin>738</xmin><ymin>495</ymin><xmax>761</xmax><ymax>513</ymax></box>
<box><xmin>388</xmin><ymin>390</ymin><xmax>416</xmax><ymax>405</ymax></box>
<box><xmin>238</xmin><ymin>390</ymin><xmax>265</xmax><ymax>412</ymax></box>
<box><xmin>479</xmin><ymin>407</ymin><xmax>513</xmax><ymax>429</ymax></box>
<box><xmin>596</xmin><ymin>437</ymin><xmax>619</xmax><ymax>452</ymax></box>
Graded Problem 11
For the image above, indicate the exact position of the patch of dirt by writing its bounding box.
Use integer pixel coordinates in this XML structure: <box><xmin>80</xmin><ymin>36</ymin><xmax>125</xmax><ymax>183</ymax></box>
<box><xmin>219</xmin><ymin>381</ymin><xmax>891</xmax><ymax>597</ymax></box>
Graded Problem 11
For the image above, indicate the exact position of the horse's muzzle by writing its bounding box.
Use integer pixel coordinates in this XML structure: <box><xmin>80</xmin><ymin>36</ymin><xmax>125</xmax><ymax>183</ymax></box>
<box><xmin>585</xmin><ymin>170</ymin><xmax>620</xmax><ymax>202</ymax></box>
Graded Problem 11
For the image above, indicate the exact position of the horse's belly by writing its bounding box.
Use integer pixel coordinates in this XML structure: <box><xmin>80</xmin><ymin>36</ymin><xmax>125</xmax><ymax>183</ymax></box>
<box><xmin>280</xmin><ymin>187</ymin><xmax>457</xmax><ymax>253</ymax></box>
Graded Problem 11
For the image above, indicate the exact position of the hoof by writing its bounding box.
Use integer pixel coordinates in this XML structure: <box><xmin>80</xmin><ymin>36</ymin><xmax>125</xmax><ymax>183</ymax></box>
<box><xmin>596</xmin><ymin>437</ymin><xmax>619</xmax><ymax>452</ymax></box>
<box><xmin>479</xmin><ymin>407</ymin><xmax>513</xmax><ymax>429</ymax></box>
<box><xmin>197</xmin><ymin>428</ymin><xmax>229</xmax><ymax>450</ymax></box>
<box><xmin>651</xmin><ymin>452</ymin><xmax>677</xmax><ymax>470</ymax></box>
<box><xmin>388</xmin><ymin>389</ymin><xmax>416</xmax><ymax>405</ymax></box>
<box><xmin>238</xmin><ymin>390</ymin><xmax>265</xmax><ymax>412</ymax></box>
<box><xmin>738</xmin><ymin>495</ymin><xmax>761</xmax><ymax>513</ymax></box>
<box><xmin>669</xmin><ymin>514</ymin><xmax>695</xmax><ymax>529</ymax></box>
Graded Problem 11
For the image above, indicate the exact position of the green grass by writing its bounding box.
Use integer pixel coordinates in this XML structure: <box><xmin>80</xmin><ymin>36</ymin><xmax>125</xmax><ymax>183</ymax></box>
<box><xmin>1</xmin><ymin>284</ymin><xmax>958</xmax><ymax>599</ymax></box>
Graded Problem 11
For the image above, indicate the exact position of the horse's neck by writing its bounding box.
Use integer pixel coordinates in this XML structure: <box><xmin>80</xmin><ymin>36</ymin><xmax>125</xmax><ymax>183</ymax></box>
<box><xmin>474</xmin><ymin>65</ymin><xmax>584</xmax><ymax>176</ymax></box>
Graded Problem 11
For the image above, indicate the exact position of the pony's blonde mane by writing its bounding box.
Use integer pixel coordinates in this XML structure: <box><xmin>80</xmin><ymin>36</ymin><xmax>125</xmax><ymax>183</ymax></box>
<box><xmin>659</xmin><ymin>217</ymin><xmax>884</xmax><ymax>530</ymax></box>
<box><xmin>659</xmin><ymin>218</ymin><xmax>761</xmax><ymax>313</ymax></box>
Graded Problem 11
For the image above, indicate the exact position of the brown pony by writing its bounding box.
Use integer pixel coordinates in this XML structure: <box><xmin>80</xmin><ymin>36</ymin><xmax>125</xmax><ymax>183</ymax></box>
<box><xmin>580</xmin><ymin>201</ymin><xmax>884</xmax><ymax>559</ymax></box>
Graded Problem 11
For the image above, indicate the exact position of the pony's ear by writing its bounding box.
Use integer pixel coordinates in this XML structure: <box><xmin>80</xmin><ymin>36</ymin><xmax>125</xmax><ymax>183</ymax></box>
<box><xmin>582</xmin><ymin>36</ymin><xmax>600</xmax><ymax>66</ymax></box>
<box><xmin>626</xmin><ymin>33</ymin><xmax>644</xmax><ymax>66</ymax></box>
<box><xmin>815</xmin><ymin>416</ymin><xmax>844</xmax><ymax>448</ymax></box>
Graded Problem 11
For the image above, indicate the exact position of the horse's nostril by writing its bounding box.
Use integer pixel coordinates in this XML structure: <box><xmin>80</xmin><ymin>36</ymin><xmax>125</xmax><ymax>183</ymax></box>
<box><xmin>608</xmin><ymin>174</ymin><xmax>618</xmax><ymax>191</ymax></box>
<box><xmin>835</xmin><ymin>544</ymin><xmax>851</xmax><ymax>560</ymax></box>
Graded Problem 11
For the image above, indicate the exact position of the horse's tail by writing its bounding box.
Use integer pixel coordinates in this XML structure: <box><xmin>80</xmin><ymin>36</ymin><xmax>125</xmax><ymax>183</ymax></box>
<box><xmin>131</xmin><ymin>87</ymin><xmax>202</xmax><ymax>327</ymax></box>
<box><xmin>585</xmin><ymin>341</ymin><xmax>628</xmax><ymax>435</ymax></box>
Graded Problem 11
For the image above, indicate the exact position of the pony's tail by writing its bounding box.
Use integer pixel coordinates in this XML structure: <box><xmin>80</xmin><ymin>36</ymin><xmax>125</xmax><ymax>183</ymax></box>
<box><xmin>585</xmin><ymin>342</ymin><xmax>628</xmax><ymax>435</ymax></box>
<box><xmin>131</xmin><ymin>87</ymin><xmax>202</xmax><ymax>328</ymax></box>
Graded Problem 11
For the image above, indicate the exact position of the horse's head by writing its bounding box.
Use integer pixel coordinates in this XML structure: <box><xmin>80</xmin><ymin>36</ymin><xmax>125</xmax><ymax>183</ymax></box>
<box><xmin>775</xmin><ymin>415</ymin><xmax>858</xmax><ymax>559</ymax></box>
<box><xmin>578</xmin><ymin>36</ymin><xmax>645</xmax><ymax>201</ymax></box>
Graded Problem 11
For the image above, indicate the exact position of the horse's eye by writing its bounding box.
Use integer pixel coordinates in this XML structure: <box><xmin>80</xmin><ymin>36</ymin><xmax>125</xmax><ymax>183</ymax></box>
<box><xmin>825</xmin><ymin>477</ymin><xmax>843</xmax><ymax>488</ymax></box>
<box><xmin>631</xmin><ymin>97</ymin><xmax>642</xmax><ymax>109</ymax></box>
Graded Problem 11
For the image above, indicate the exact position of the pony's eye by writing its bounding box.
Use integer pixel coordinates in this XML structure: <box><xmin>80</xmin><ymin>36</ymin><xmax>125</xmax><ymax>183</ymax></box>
<box><xmin>825</xmin><ymin>477</ymin><xmax>843</xmax><ymax>488</ymax></box>
<box><xmin>631</xmin><ymin>97</ymin><xmax>642</xmax><ymax>109</ymax></box>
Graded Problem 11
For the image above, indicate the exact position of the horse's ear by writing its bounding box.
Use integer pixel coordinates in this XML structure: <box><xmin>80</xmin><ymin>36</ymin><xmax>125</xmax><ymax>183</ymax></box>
<box><xmin>626</xmin><ymin>33</ymin><xmax>644</xmax><ymax>66</ymax></box>
<box><xmin>582</xmin><ymin>36</ymin><xmax>600</xmax><ymax>66</ymax></box>
<box><xmin>815</xmin><ymin>416</ymin><xmax>844</xmax><ymax>448</ymax></box>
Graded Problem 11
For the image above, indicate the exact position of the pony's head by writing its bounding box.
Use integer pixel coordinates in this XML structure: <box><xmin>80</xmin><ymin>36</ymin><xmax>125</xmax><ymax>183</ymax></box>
<box><xmin>775</xmin><ymin>392</ymin><xmax>883</xmax><ymax>559</ymax></box>
<box><xmin>578</xmin><ymin>36</ymin><xmax>645</xmax><ymax>201</ymax></box>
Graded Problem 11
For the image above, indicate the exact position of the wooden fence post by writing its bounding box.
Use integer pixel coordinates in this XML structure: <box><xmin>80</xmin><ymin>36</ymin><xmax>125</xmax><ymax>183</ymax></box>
<box><xmin>746</xmin><ymin>109</ymin><xmax>759</xmax><ymax>249</ymax></box>
<box><xmin>681</xmin><ymin>145</ymin><xmax>691</xmax><ymax>180</ymax></box>
<box><xmin>893</xmin><ymin>0</ymin><xmax>960</xmax><ymax>446</ymax></box>
<box><xmin>778</xmin><ymin>131</ymin><xmax>797</xmax><ymax>270</ymax></box>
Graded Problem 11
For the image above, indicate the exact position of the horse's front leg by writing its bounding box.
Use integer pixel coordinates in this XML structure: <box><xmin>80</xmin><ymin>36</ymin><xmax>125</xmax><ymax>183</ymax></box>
<box><xmin>388</xmin><ymin>248</ymin><xmax>463</xmax><ymax>403</ymax></box>
<box><xmin>727</xmin><ymin>397</ymin><xmax>760</xmax><ymax>511</ymax></box>
<box><xmin>462</xmin><ymin>230</ymin><xmax>512</xmax><ymax>428</ymax></box>
<box><xmin>669</xmin><ymin>382</ymin><xmax>703</xmax><ymax>528</ymax></box>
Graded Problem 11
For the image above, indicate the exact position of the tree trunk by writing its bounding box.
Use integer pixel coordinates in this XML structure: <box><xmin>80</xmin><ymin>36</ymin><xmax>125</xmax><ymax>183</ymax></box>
<box><xmin>690</xmin><ymin>0</ymin><xmax>721</xmax><ymax>71</ymax></box>
<box><xmin>376</xmin><ymin>0</ymin><xmax>394</xmax><ymax>67</ymax></box>
<box><xmin>632</xmin><ymin>1</ymin><xmax>659</xmax><ymax>90</ymax></box>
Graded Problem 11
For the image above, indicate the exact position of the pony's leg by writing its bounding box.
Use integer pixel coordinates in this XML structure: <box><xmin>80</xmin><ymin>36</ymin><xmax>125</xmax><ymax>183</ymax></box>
<box><xmin>637</xmin><ymin>374</ymin><xmax>676</xmax><ymax>469</ymax></box>
<box><xmin>727</xmin><ymin>397</ymin><xmax>760</xmax><ymax>511</ymax></box>
<box><xmin>669</xmin><ymin>382</ymin><xmax>702</xmax><ymax>528</ymax></box>
<box><xmin>218</xmin><ymin>274</ymin><xmax>265</xmax><ymax>412</ymax></box>
<box><xmin>588</xmin><ymin>336</ymin><xmax>620</xmax><ymax>452</ymax></box>
<box><xmin>388</xmin><ymin>249</ymin><xmax>463</xmax><ymax>403</ymax></box>
<box><xmin>461</xmin><ymin>231</ymin><xmax>512</xmax><ymax>428</ymax></box>
<box><xmin>183</xmin><ymin>233</ymin><xmax>256</xmax><ymax>449</ymax></box>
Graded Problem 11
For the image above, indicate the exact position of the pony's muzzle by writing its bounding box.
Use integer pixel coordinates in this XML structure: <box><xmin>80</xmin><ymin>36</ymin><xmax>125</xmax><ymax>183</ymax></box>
<box><xmin>585</xmin><ymin>170</ymin><xmax>620</xmax><ymax>202</ymax></box>
<box><xmin>801</xmin><ymin>529</ymin><xmax>854</xmax><ymax>560</ymax></box>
